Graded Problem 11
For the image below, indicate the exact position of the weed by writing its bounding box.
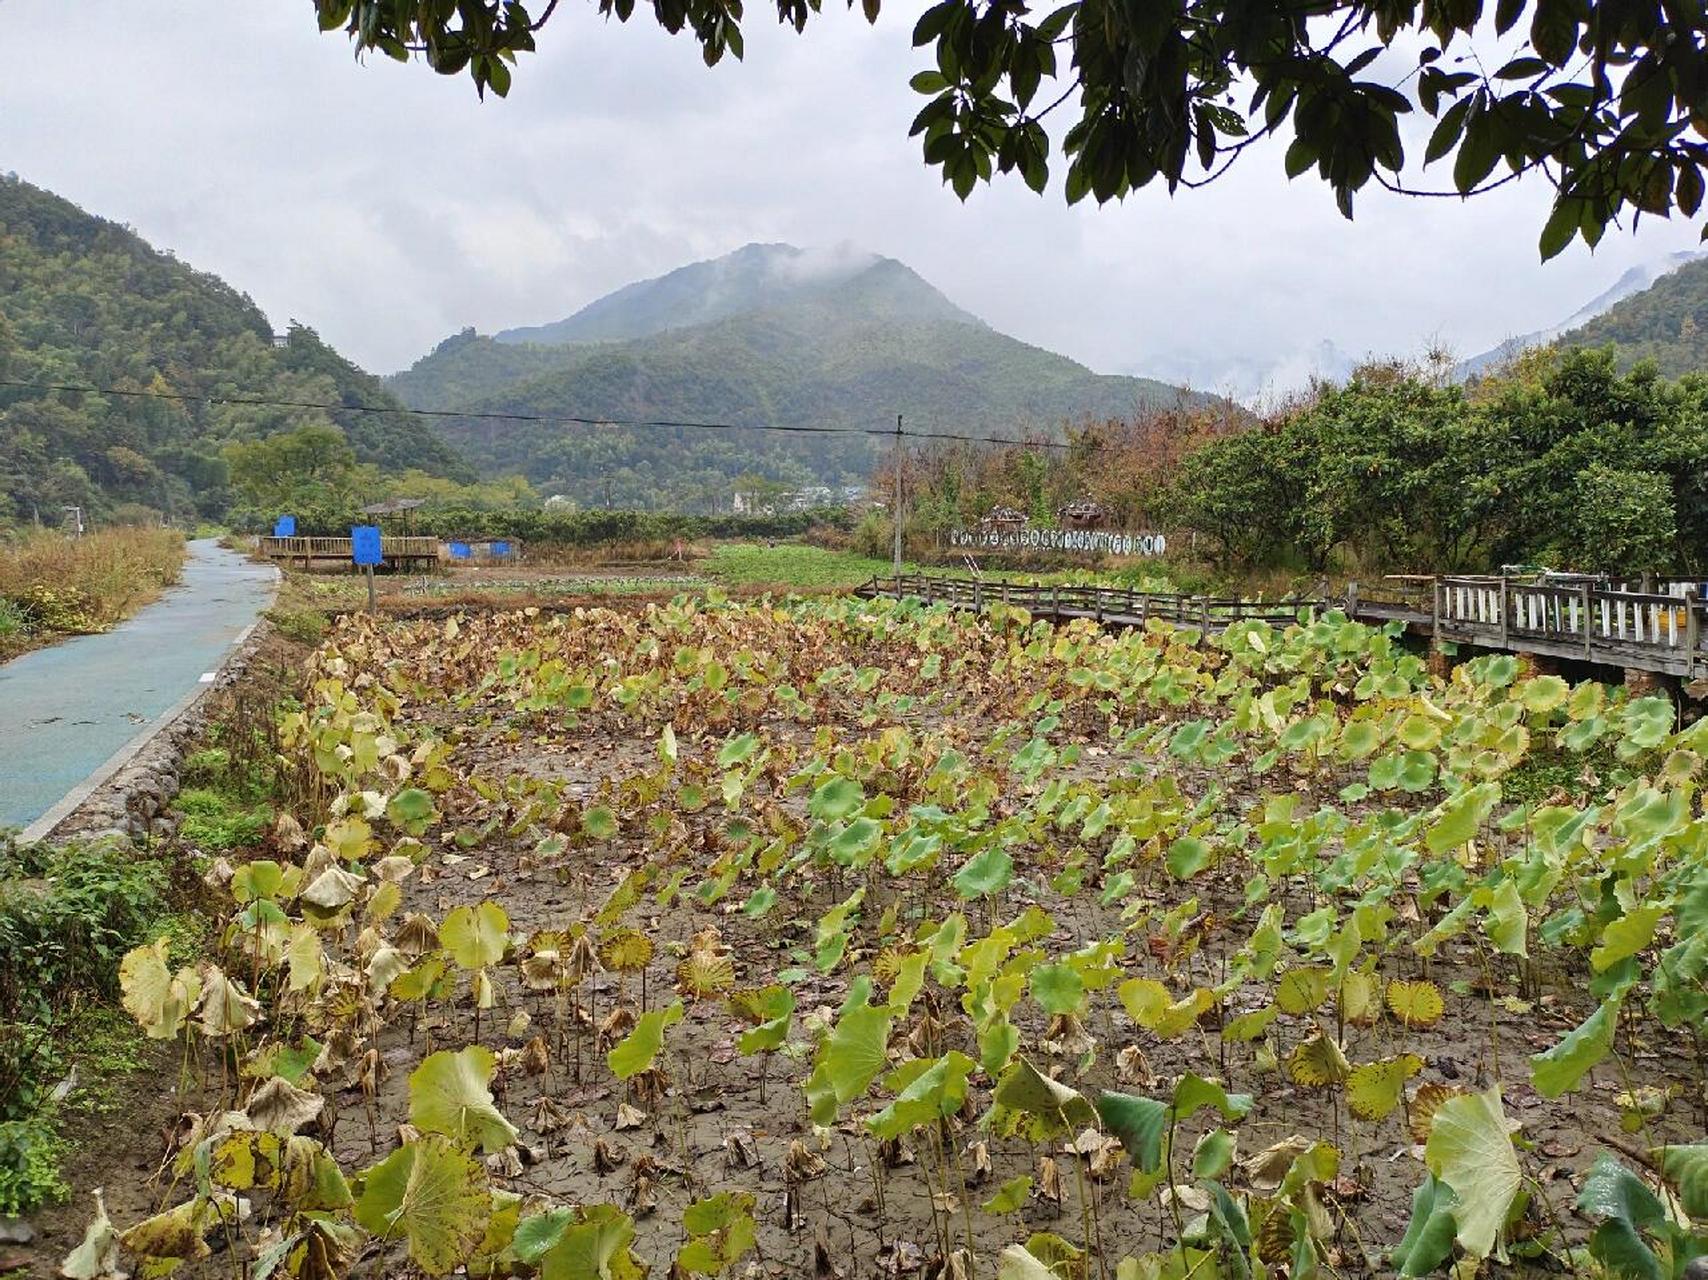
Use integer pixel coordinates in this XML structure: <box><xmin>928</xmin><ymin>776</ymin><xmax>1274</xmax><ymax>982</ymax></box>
<box><xmin>0</xmin><ymin>1116</ymin><xmax>67</xmax><ymax>1215</ymax></box>
<box><xmin>174</xmin><ymin>786</ymin><xmax>269</xmax><ymax>851</ymax></box>
<box><xmin>269</xmin><ymin>603</ymin><xmax>328</xmax><ymax>645</ymax></box>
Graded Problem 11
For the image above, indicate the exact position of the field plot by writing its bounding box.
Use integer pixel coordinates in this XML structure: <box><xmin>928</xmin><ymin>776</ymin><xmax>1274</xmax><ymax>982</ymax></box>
<box><xmin>83</xmin><ymin>598</ymin><xmax>1706</xmax><ymax>1280</ymax></box>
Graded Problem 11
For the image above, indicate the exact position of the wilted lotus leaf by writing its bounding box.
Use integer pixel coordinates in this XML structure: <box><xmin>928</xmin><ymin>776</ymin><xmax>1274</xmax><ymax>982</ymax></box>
<box><xmin>600</xmin><ymin>928</ymin><xmax>654</xmax><ymax>974</ymax></box>
<box><xmin>1386</xmin><ymin>979</ymin><xmax>1445</xmax><ymax>1028</ymax></box>
<box><xmin>247</xmin><ymin>1075</ymin><xmax>326</xmax><ymax>1136</ymax></box>
<box><xmin>1288</xmin><ymin>1032</ymin><xmax>1352</xmax><ymax>1088</ymax></box>
<box><xmin>394</xmin><ymin>912</ymin><xmax>441</xmax><ymax>958</ymax></box>
<box><xmin>676</xmin><ymin>948</ymin><xmax>735</xmax><ymax>1000</ymax></box>
<box><xmin>1408</xmin><ymin>1082</ymin><xmax>1466</xmax><ymax>1145</ymax></box>
<box><xmin>371</xmin><ymin>854</ymin><xmax>417</xmax><ymax>883</ymax></box>
<box><xmin>1346</xmin><ymin>1054</ymin><xmax>1424</xmax><ymax>1120</ymax></box>
<box><xmin>301</xmin><ymin>865</ymin><xmax>364</xmax><ymax>917</ymax></box>
<box><xmin>198</xmin><ymin>965</ymin><xmax>262</xmax><ymax>1036</ymax></box>
<box><xmin>366</xmin><ymin>943</ymin><xmax>410</xmax><ymax>992</ymax></box>
<box><xmin>278</xmin><ymin>1137</ymin><xmax>352</xmax><ymax>1211</ymax></box>
<box><xmin>119</xmin><ymin>1195</ymin><xmax>214</xmax><ymax>1264</ymax></box>
<box><xmin>209</xmin><ymin>1128</ymin><xmax>286</xmax><ymax>1190</ymax></box>
<box><xmin>520</xmin><ymin>952</ymin><xmax>561</xmax><ymax>992</ymax></box>
<box><xmin>60</xmin><ymin>1189</ymin><xmax>121</xmax><ymax>1280</ymax></box>
<box><xmin>120</xmin><ymin>937</ymin><xmax>200</xmax><ymax>1040</ymax></box>
<box><xmin>324</xmin><ymin>815</ymin><xmax>376</xmax><ymax>862</ymax></box>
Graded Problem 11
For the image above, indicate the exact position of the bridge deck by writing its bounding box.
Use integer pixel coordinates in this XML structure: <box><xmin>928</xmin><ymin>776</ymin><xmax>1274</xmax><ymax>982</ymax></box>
<box><xmin>259</xmin><ymin>535</ymin><xmax>441</xmax><ymax>569</ymax></box>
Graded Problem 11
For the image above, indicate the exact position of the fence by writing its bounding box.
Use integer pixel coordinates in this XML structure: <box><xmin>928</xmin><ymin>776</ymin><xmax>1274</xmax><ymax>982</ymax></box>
<box><xmin>856</xmin><ymin>574</ymin><xmax>1316</xmax><ymax>630</ymax></box>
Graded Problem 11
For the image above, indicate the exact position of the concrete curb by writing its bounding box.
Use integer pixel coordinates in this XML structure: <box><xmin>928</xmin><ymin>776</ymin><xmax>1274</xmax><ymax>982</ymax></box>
<box><xmin>17</xmin><ymin>563</ymin><xmax>280</xmax><ymax>846</ymax></box>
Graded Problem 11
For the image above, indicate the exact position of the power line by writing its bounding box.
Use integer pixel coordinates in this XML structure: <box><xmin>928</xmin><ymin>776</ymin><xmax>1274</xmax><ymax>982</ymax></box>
<box><xmin>0</xmin><ymin>376</ymin><xmax>1103</xmax><ymax>452</ymax></box>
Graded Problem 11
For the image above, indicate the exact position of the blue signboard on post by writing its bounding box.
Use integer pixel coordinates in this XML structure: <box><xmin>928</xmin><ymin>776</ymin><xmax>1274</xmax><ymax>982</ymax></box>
<box><xmin>448</xmin><ymin>541</ymin><xmax>471</xmax><ymax>560</ymax></box>
<box><xmin>351</xmin><ymin>525</ymin><xmax>383</xmax><ymax>566</ymax></box>
<box><xmin>273</xmin><ymin>515</ymin><xmax>297</xmax><ymax>537</ymax></box>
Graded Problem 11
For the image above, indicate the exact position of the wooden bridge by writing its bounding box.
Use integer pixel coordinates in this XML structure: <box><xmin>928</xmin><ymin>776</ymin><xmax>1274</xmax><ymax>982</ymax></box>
<box><xmin>258</xmin><ymin>535</ymin><xmax>441</xmax><ymax>571</ymax></box>
<box><xmin>854</xmin><ymin>575</ymin><xmax>1317</xmax><ymax>631</ymax></box>
<box><xmin>857</xmin><ymin>573</ymin><xmax>1708</xmax><ymax>681</ymax></box>
<box><xmin>1350</xmin><ymin>577</ymin><xmax>1706</xmax><ymax>679</ymax></box>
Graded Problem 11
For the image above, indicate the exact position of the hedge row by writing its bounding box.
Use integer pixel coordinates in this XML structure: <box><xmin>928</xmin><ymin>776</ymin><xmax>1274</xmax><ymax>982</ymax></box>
<box><xmin>232</xmin><ymin>505</ymin><xmax>855</xmax><ymax>546</ymax></box>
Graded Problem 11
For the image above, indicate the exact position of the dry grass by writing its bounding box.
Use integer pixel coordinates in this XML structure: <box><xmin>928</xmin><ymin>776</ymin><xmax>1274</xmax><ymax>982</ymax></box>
<box><xmin>0</xmin><ymin>527</ymin><xmax>187</xmax><ymax>657</ymax></box>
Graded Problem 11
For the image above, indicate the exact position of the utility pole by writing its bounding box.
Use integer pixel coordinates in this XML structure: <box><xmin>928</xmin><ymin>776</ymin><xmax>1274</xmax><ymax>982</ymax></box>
<box><xmin>892</xmin><ymin>414</ymin><xmax>903</xmax><ymax>579</ymax></box>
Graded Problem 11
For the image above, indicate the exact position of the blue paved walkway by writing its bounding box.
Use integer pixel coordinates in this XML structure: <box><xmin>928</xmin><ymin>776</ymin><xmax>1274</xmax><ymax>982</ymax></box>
<box><xmin>0</xmin><ymin>539</ymin><xmax>276</xmax><ymax>831</ymax></box>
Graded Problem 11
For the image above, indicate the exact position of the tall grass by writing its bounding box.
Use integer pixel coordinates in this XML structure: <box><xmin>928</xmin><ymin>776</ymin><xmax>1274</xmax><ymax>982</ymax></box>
<box><xmin>0</xmin><ymin>527</ymin><xmax>186</xmax><ymax>656</ymax></box>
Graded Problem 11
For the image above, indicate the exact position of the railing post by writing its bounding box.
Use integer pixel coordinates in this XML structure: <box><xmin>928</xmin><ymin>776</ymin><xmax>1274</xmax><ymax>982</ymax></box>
<box><xmin>974</xmin><ymin>579</ymin><xmax>984</xmax><ymax>613</ymax></box>
<box><xmin>1051</xmin><ymin>583</ymin><xmax>1061</xmax><ymax>618</ymax></box>
<box><xmin>1581</xmin><ymin>583</ymin><xmax>1593</xmax><ymax>657</ymax></box>
<box><xmin>1140</xmin><ymin>593</ymin><xmax>1150</xmax><ymax>624</ymax></box>
<box><xmin>1499</xmin><ymin>577</ymin><xmax>1509</xmax><ymax>648</ymax></box>
<box><xmin>1688</xmin><ymin>590</ymin><xmax>1700</xmax><ymax>679</ymax></box>
<box><xmin>1431</xmin><ymin>578</ymin><xmax>1441</xmax><ymax>641</ymax></box>
<box><xmin>1003</xmin><ymin>581</ymin><xmax>1011</xmax><ymax>607</ymax></box>
<box><xmin>1201</xmin><ymin>597</ymin><xmax>1211</xmax><ymax>633</ymax></box>
<box><xmin>1346</xmin><ymin>580</ymin><xmax>1358</xmax><ymax>619</ymax></box>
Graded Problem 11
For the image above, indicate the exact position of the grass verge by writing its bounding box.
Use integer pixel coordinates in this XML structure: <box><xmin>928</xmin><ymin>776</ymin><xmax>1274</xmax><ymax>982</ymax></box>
<box><xmin>0</xmin><ymin>527</ymin><xmax>186</xmax><ymax>661</ymax></box>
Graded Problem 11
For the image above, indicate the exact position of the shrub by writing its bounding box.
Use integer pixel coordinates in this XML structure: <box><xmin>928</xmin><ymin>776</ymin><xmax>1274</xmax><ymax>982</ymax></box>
<box><xmin>0</xmin><ymin>1116</ymin><xmax>67</xmax><ymax>1215</ymax></box>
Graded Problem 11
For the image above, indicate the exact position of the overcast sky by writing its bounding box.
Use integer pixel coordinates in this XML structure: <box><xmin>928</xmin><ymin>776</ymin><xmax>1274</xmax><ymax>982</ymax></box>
<box><xmin>3</xmin><ymin>0</ymin><xmax>1702</xmax><ymax>401</ymax></box>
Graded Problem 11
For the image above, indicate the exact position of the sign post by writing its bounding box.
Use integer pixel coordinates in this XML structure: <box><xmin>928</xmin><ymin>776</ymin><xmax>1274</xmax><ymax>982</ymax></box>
<box><xmin>351</xmin><ymin>524</ymin><xmax>383</xmax><ymax>613</ymax></box>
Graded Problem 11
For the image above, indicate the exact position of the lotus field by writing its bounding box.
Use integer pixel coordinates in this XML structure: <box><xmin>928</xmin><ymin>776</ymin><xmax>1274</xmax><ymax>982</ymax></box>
<box><xmin>81</xmin><ymin>595</ymin><xmax>1708</xmax><ymax>1280</ymax></box>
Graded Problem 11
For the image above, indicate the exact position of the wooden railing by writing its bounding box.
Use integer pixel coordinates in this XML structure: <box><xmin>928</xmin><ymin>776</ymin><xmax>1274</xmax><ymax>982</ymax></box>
<box><xmin>1351</xmin><ymin>576</ymin><xmax>1706</xmax><ymax>677</ymax></box>
<box><xmin>259</xmin><ymin>535</ymin><xmax>442</xmax><ymax>561</ymax></box>
<box><xmin>862</xmin><ymin>572</ymin><xmax>1708</xmax><ymax>677</ymax></box>
<box><xmin>855</xmin><ymin>575</ymin><xmax>1318</xmax><ymax>630</ymax></box>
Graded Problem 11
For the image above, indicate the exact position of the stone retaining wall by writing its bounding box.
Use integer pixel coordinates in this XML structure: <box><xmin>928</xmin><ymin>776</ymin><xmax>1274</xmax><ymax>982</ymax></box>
<box><xmin>46</xmin><ymin>622</ymin><xmax>273</xmax><ymax>845</ymax></box>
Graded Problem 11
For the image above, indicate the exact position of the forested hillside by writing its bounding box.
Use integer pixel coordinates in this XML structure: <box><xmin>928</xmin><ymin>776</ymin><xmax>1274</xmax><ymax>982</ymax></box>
<box><xmin>0</xmin><ymin>175</ymin><xmax>469</xmax><ymax>526</ymax></box>
<box><xmin>390</xmin><ymin>246</ymin><xmax>1206</xmax><ymax>511</ymax></box>
<box><xmin>1561</xmin><ymin>255</ymin><xmax>1708</xmax><ymax>376</ymax></box>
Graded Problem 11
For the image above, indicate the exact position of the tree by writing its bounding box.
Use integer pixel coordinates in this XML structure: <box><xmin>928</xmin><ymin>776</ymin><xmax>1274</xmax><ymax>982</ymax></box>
<box><xmin>314</xmin><ymin>0</ymin><xmax>1708</xmax><ymax>257</ymax></box>
<box><xmin>1566</xmin><ymin>463</ymin><xmax>1677</xmax><ymax>573</ymax></box>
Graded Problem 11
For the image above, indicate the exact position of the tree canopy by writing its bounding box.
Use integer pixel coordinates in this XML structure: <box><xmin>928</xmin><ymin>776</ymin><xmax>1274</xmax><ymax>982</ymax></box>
<box><xmin>315</xmin><ymin>0</ymin><xmax>1708</xmax><ymax>258</ymax></box>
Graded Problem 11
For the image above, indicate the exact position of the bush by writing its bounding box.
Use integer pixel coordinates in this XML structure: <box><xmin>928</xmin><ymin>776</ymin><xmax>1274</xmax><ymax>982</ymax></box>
<box><xmin>0</xmin><ymin>1116</ymin><xmax>67</xmax><ymax>1215</ymax></box>
<box><xmin>0</xmin><ymin>837</ymin><xmax>170</xmax><ymax>1027</ymax></box>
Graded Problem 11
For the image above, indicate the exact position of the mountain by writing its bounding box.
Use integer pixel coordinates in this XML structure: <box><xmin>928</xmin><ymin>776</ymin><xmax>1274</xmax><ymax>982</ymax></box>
<box><xmin>493</xmin><ymin>242</ymin><xmax>922</xmax><ymax>347</ymax></box>
<box><xmin>1457</xmin><ymin>251</ymin><xmax>1705</xmax><ymax>379</ymax></box>
<box><xmin>391</xmin><ymin>244</ymin><xmax>1208</xmax><ymax>511</ymax></box>
<box><xmin>1555</xmin><ymin>255</ymin><xmax>1708</xmax><ymax>377</ymax></box>
<box><xmin>0</xmin><ymin>174</ymin><xmax>470</xmax><ymax>525</ymax></box>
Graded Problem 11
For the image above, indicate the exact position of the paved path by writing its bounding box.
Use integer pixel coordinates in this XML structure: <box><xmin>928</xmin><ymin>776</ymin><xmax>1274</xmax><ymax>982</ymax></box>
<box><xmin>0</xmin><ymin>539</ymin><xmax>277</xmax><ymax>833</ymax></box>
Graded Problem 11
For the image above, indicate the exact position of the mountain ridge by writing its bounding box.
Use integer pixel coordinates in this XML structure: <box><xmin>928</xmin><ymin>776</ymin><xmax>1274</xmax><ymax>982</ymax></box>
<box><xmin>1457</xmin><ymin>250</ymin><xmax>1706</xmax><ymax>379</ymax></box>
<box><xmin>390</xmin><ymin>242</ymin><xmax>1209</xmax><ymax>511</ymax></box>
<box><xmin>0</xmin><ymin>174</ymin><xmax>470</xmax><ymax>524</ymax></box>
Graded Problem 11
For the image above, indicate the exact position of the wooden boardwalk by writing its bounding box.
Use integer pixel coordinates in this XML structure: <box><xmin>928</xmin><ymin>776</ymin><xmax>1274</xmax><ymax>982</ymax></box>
<box><xmin>1351</xmin><ymin>577</ymin><xmax>1706</xmax><ymax>679</ymax></box>
<box><xmin>259</xmin><ymin>535</ymin><xmax>441</xmax><ymax>571</ymax></box>
<box><xmin>856</xmin><ymin>573</ymin><xmax>1708</xmax><ymax>680</ymax></box>
<box><xmin>853</xmin><ymin>574</ymin><xmax>1318</xmax><ymax>631</ymax></box>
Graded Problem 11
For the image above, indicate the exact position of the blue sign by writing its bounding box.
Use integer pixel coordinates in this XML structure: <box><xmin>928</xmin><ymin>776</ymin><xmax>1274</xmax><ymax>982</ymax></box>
<box><xmin>273</xmin><ymin>515</ymin><xmax>297</xmax><ymax>537</ymax></box>
<box><xmin>448</xmin><ymin>541</ymin><xmax>471</xmax><ymax>559</ymax></box>
<box><xmin>351</xmin><ymin>525</ymin><xmax>384</xmax><ymax>566</ymax></box>
<box><xmin>492</xmin><ymin>540</ymin><xmax>512</xmax><ymax>558</ymax></box>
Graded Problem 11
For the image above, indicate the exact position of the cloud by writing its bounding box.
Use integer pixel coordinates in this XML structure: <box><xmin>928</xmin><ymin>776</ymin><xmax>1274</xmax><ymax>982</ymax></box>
<box><xmin>1</xmin><ymin>0</ymin><xmax>1702</xmax><ymax>395</ymax></box>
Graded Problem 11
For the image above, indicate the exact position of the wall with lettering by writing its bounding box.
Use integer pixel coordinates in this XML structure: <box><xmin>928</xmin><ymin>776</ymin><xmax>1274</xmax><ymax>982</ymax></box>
<box><xmin>948</xmin><ymin>528</ymin><xmax>1167</xmax><ymax>556</ymax></box>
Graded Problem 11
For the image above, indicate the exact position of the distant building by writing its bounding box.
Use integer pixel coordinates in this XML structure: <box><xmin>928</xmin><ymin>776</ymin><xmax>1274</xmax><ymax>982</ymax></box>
<box><xmin>732</xmin><ymin>484</ymin><xmax>858</xmax><ymax>515</ymax></box>
<box><xmin>980</xmin><ymin>505</ymin><xmax>1028</xmax><ymax>531</ymax></box>
<box><xmin>1058</xmin><ymin>500</ymin><xmax>1108</xmax><ymax>530</ymax></box>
